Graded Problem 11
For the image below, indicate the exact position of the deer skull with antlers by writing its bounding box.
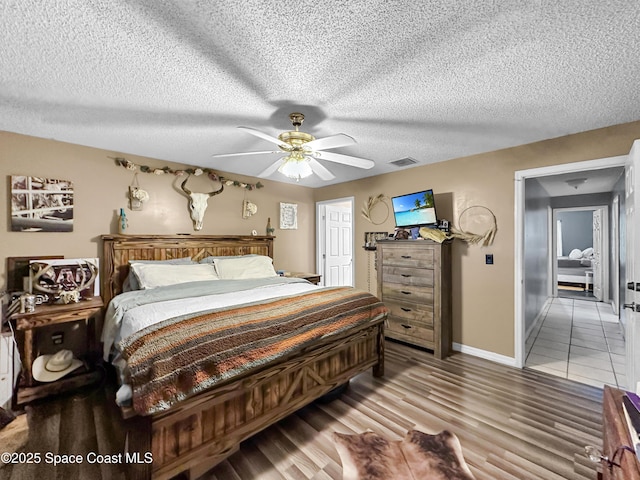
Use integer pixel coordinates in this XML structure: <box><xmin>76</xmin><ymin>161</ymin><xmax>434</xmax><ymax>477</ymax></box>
<box><xmin>180</xmin><ymin>175</ymin><xmax>224</xmax><ymax>231</ymax></box>
<box><xmin>30</xmin><ymin>260</ymin><xmax>98</xmax><ymax>303</ymax></box>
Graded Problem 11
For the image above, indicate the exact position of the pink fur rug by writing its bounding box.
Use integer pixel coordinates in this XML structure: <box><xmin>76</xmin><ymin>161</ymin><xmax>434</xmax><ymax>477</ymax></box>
<box><xmin>332</xmin><ymin>429</ymin><xmax>475</xmax><ymax>480</ymax></box>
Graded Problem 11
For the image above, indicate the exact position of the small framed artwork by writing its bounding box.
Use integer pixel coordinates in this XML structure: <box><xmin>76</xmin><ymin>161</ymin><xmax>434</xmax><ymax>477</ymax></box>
<box><xmin>279</xmin><ymin>202</ymin><xmax>298</xmax><ymax>229</ymax></box>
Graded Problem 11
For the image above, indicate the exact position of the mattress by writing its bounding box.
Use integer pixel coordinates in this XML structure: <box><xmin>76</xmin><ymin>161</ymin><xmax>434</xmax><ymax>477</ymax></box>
<box><xmin>557</xmin><ymin>257</ymin><xmax>592</xmax><ymax>268</ymax></box>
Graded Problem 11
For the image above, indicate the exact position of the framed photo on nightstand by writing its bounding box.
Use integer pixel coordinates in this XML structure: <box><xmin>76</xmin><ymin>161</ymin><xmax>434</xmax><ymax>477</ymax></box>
<box><xmin>29</xmin><ymin>258</ymin><xmax>100</xmax><ymax>298</ymax></box>
<box><xmin>280</xmin><ymin>202</ymin><xmax>298</xmax><ymax>229</ymax></box>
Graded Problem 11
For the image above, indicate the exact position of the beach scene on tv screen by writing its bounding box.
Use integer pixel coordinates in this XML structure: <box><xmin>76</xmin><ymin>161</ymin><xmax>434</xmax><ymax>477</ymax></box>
<box><xmin>392</xmin><ymin>191</ymin><xmax>436</xmax><ymax>226</ymax></box>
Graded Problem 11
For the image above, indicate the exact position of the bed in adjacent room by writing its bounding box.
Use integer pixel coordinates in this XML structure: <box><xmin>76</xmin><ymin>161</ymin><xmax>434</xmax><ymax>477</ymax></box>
<box><xmin>557</xmin><ymin>247</ymin><xmax>594</xmax><ymax>288</ymax></box>
<box><xmin>100</xmin><ymin>234</ymin><xmax>387</xmax><ymax>480</ymax></box>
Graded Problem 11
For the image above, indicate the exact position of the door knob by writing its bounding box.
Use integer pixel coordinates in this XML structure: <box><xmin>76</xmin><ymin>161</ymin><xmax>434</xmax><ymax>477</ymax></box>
<box><xmin>623</xmin><ymin>302</ymin><xmax>640</xmax><ymax>312</ymax></box>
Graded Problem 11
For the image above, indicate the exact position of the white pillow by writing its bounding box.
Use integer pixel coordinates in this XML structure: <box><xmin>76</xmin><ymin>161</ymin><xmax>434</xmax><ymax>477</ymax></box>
<box><xmin>582</xmin><ymin>247</ymin><xmax>594</xmax><ymax>258</ymax></box>
<box><xmin>124</xmin><ymin>257</ymin><xmax>193</xmax><ymax>291</ymax></box>
<box><xmin>130</xmin><ymin>263</ymin><xmax>218</xmax><ymax>289</ymax></box>
<box><xmin>568</xmin><ymin>248</ymin><xmax>583</xmax><ymax>260</ymax></box>
<box><xmin>213</xmin><ymin>255</ymin><xmax>278</xmax><ymax>280</ymax></box>
<box><xmin>199</xmin><ymin>254</ymin><xmax>257</xmax><ymax>264</ymax></box>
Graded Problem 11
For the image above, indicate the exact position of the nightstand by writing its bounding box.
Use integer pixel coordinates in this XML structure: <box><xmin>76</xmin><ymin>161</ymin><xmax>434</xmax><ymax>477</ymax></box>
<box><xmin>283</xmin><ymin>272</ymin><xmax>322</xmax><ymax>285</ymax></box>
<box><xmin>8</xmin><ymin>296</ymin><xmax>104</xmax><ymax>404</ymax></box>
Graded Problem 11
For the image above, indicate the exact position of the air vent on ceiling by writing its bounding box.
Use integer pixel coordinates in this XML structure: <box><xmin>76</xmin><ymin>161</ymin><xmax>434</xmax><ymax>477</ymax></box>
<box><xmin>389</xmin><ymin>157</ymin><xmax>418</xmax><ymax>167</ymax></box>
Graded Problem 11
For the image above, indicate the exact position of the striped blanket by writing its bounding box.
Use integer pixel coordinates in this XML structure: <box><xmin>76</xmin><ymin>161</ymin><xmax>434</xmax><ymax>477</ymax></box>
<box><xmin>119</xmin><ymin>287</ymin><xmax>388</xmax><ymax>415</ymax></box>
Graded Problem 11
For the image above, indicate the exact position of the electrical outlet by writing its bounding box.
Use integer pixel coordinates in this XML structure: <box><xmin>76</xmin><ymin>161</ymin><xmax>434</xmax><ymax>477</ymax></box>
<box><xmin>485</xmin><ymin>254</ymin><xmax>494</xmax><ymax>265</ymax></box>
<box><xmin>51</xmin><ymin>332</ymin><xmax>64</xmax><ymax>345</ymax></box>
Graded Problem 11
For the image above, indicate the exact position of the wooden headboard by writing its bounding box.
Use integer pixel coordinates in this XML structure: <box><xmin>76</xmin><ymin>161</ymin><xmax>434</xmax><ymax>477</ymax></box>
<box><xmin>101</xmin><ymin>234</ymin><xmax>275</xmax><ymax>305</ymax></box>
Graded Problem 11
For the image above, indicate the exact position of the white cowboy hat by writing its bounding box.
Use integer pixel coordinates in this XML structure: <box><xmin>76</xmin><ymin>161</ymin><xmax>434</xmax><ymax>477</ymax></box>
<box><xmin>32</xmin><ymin>349</ymin><xmax>82</xmax><ymax>382</ymax></box>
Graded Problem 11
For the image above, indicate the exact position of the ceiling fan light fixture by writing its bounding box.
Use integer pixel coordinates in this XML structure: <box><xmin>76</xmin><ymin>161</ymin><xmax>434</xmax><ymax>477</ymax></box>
<box><xmin>278</xmin><ymin>155</ymin><xmax>313</xmax><ymax>181</ymax></box>
<box><xmin>215</xmin><ymin>112</ymin><xmax>372</xmax><ymax>182</ymax></box>
<box><xmin>278</xmin><ymin>130</ymin><xmax>315</xmax><ymax>147</ymax></box>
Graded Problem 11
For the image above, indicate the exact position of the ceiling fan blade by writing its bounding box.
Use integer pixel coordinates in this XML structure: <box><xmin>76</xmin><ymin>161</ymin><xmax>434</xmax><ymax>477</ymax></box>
<box><xmin>211</xmin><ymin>150</ymin><xmax>280</xmax><ymax>158</ymax></box>
<box><xmin>311</xmin><ymin>151</ymin><xmax>375</xmax><ymax>169</ymax></box>
<box><xmin>304</xmin><ymin>134</ymin><xmax>356</xmax><ymax>151</ymax></box>
<box><xmin>257</xmin><ymin>159</ymin><xmax>285</xmax><ymax>178</ymax></box>
<box><xmin>307</xmin><ymin>158</ymin><xmax>336</xmax><ymax>180</ymax></box>
<box><xmin>238</xmin><ymin>126</ymin><xmax>287</xmax><ymax>147</ymax></box>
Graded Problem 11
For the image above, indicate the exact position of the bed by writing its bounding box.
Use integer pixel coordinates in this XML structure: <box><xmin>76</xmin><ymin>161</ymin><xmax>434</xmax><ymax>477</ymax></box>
<box><xmin>557</xmin><ymin>255</ymin><xmax>592</xmax><ymax>287</ymax></box>
<box><xmin>100</xmin><ymin>234</ymin><xmax>386</xmax><ymax>480</ymax></box>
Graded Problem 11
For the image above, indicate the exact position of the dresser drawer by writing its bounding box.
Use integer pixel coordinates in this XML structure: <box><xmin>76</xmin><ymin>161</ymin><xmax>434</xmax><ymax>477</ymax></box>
<box><xmin>382</xmin><ymin>266</ymin><xmax>433</xmax><ymax>287</ymax></box>
<box><xmin>385</xmin><ymin>300</ymin><xmax>434</xmax><ymax>326</ymax></box>
<box><xmin>381</xmin><ymin>246</ymin><xmax>434</xmax><ymax>268</ymax></box>
<box><xmin>386</xmin><ymin>317</ymin><xmax>434</xmax><ymax>344</ymax></box>
<box><xmin>381</xmin><ymin>282</ymin><xmax>433</xmax><ymax>303</ymax></box>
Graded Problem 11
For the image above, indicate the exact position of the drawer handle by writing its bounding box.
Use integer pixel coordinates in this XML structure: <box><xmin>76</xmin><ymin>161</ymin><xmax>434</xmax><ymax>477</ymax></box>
<box><xmin>401</xmin><ymin>255</ymin><xmax>411</xmax><ymax>259</ymax></box>
<box><xmin>401</xmin><ymin>324</ymin><xmax>412</xmax><ymax>329</ymax></box>
<box><xmin>401</xmin><ymin>274</ymin><xmax>411</xmax><ymax>277</ymax></box>
<box><xmin>401</xmin><ymin>291</ymin><xmax>412</xmax><ymax>295</ymax></box>
<box><xmin>400</xmin><ymin>307</ymin><xmax>412</xmax><ymax>312</ymax></box>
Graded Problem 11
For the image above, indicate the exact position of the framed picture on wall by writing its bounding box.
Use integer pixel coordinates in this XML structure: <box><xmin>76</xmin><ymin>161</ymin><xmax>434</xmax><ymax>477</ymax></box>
<box><xmin>10</xmin><ymin>175</ymin><xmax>74</xmax><ymax>232</ymax></box>
<box><xmin>279</xmin><ymin>202</ymin><xmax>298</xmax><ymax>229</ymax></box>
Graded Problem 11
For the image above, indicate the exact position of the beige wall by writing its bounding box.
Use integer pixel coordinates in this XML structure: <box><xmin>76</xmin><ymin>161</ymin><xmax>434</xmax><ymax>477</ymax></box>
<box><xmin>314</xmin><ymin>120</ymin><xmax>640</xmax><ymax>358</ymax></box>
<box><xmin>1</xmin><ymin>132</ymin><xmax>316</xmax><ymax>289</ymax></box>
<box><xmin>3</xmin><ymin>121</ymin><xmax>640</xmax><ymax>358</ymax></box>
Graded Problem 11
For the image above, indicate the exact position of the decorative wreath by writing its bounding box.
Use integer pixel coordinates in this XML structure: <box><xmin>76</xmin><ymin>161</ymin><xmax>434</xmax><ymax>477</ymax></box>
<box><xmin>450</xmin><ymin>205</ymin><xmax>497</xmax><ymax>246</ymax></box>
<box><xmin>361</xmin><ymin>194</ymin><xmax>390</xmax><ymax>225</ymax></box>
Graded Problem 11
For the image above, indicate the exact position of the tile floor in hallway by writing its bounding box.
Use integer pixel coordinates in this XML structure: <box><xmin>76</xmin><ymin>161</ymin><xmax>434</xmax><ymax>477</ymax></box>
<box><xmin>525</xmin><ymin>297</ymin><xmax>626</xmax><ymax>389</ymax></box>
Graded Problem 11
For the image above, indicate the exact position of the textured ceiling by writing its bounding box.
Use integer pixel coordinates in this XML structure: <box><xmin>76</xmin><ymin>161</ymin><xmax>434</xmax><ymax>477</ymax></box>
<box><xmin>1</xmin><ymin>1</ymin><xmax>639</xmax><ymax>187</ymax></box>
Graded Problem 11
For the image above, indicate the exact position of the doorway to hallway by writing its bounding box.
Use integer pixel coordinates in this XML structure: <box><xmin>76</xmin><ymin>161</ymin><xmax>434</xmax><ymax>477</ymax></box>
<box><xmin>514</xmin><ymin>155</ymin><xmax>628</xmax><ymax>391</ymax></box>
<box><xmin>553</xmin><ymin>206</ymin><xmax>609</xmax><ymax>302</ymax></box>
<box><xmin>315</xmin><ymin>197</ymin><xmax>354</xmax><ymax>287</ymax></box>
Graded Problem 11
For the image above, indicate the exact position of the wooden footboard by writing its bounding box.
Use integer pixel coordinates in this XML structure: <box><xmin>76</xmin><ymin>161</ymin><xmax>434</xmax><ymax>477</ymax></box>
<box><xmin>126</xmin><ymin>319</ymin><xmax>385</xmax><ymax>480</ymax></box>
<box><xmin>101</xmin><ymin>235</ymin><xmax>385</xmax><ymax>479</ymax></box>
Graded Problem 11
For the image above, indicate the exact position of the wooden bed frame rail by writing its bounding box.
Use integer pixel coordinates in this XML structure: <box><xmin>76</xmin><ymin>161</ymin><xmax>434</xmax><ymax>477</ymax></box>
<box><xmin>101</xmin><ymin>235</ymin><xmax>385</xmax><ymax>480</ymax></box>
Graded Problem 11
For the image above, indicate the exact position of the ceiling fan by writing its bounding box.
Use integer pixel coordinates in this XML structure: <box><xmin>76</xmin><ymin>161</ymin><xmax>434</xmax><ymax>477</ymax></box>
<box><xmin>212</xmin><ymin>112</ymin><xmax>375</xmax><ymax>181</ymax></box>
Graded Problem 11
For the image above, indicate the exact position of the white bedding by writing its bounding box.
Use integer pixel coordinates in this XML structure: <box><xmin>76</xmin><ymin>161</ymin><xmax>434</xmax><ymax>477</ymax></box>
<box><xmin>557</xmin><ymin>272</ymin><xmax>589</xmax><ymax>284</ymax></box>
<box><xmin>556</xmin><ymin>256</ymin><xmax>591</xmax><ymax>285</ymax></box>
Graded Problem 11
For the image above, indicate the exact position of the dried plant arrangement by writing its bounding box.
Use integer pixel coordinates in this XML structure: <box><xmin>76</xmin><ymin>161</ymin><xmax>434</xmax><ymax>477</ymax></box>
<box><xmin>361</xmin><ymin>194</ymin><xmax>389</xmax><ymax>225</ymax></box>
<box><xmin>450</xmin><ymin>205</ymin><xmax>497</xmax><ymax>247</ymax></box>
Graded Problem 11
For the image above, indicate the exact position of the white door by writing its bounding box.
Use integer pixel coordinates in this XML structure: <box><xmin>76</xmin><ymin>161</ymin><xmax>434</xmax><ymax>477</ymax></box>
<box><xmin>612</xmin><ymin>195</ymin><xmax>620</xmax><ymax>315</ymax></box>
<box><xmin>324</xmin><ymin>205</ymin><xmax>353</xmax><ymax>286</ymax></box>
<box><xmin>592</xmin><ymin>208</ymin><xmax>603</xmax><ymax>301</ymax></box>
<box><xmin>624</xmin><ymin>139</ymin><xmax>640</xmax><ymax>391</ymax></box>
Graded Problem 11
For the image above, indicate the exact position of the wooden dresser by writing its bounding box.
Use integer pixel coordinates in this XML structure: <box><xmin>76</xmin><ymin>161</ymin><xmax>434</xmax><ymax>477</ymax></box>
<box><xmin>601</xmin><ymin>386</ymin><xmax>640</xmax><ymax>480</ymax></box>
<box><xmin>376</xmin><ymin>239</ymin><xmax>452</xmax><ymax>358</ymax></box>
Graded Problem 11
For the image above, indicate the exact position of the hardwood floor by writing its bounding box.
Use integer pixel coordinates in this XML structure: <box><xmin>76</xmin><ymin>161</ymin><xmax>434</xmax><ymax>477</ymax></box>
<box><xmin>0</xmin><ymin>341</ymin><xmax>603</xmax><ymax>480</ymax></box>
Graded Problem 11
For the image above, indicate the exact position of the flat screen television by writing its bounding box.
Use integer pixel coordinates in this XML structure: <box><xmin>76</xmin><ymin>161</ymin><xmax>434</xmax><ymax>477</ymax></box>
<box><xmin>391</xmin><ymin>189</ymin><xmax>437</xmax><ymax>229</ymax></box>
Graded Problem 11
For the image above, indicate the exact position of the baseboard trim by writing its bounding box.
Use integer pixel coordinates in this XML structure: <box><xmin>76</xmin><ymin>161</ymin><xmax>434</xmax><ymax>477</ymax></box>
<box><xmin>452</xmin><ymin>342</ymin><xmax>517</xmax><ymax>368</ymax></box>
<box><xmin>525</xmin><ymin>297</ymin><xmax>552</xmax><ymax>341</ymax></box>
